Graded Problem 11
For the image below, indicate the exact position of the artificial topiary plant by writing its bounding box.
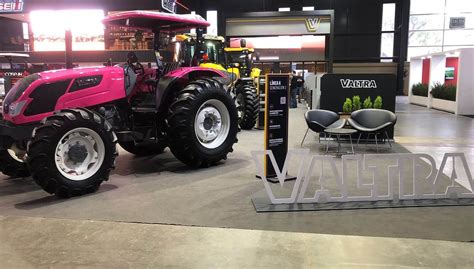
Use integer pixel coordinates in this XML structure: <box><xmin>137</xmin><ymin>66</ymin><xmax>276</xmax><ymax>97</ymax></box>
<box><xmin>352</xmin><ymin>95</ymin><xmax>361</xmax><ymax>111</ymax></box>
<box><xmin>373</xmin><ymin>96</ymin><xmax>383</xmax><ymax>109</ymax></box>
<box><xmin>363</xmin><ymin>97</ymin><xmax>373</xmax><ymax>109</ymax></box>
<box><xmin>343</xmin><ymin>98</ymin><xmax>352</xmax><ymax>113</ymax></box>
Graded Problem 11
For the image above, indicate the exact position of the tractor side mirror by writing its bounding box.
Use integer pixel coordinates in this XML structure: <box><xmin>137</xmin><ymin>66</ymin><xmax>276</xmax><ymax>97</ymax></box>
<box><xmin>240</xmin><ymin>39</ymin><xmax>247</xmax><ymax>48</ymax></box>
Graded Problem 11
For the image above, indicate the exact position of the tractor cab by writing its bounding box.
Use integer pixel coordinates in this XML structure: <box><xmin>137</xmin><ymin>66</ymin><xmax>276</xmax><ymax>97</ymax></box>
<box><xmin>224</xmin><ymin>48</ymin><xmax>255</xmax><ymax>77</ymax></box>
<box><xmin>102</xmin><ymin>11</ymin><xmax>216</xmax><ymax>109</ymax></box>
<box><xmin>170</xmin><ymin>33</ymin><xmax>226</xmax><ymax>70</ymax></box>
<box><xmin>102</xmin><ymin>11</ymin><xmax>211</xmax><ymax>79</ymax></box>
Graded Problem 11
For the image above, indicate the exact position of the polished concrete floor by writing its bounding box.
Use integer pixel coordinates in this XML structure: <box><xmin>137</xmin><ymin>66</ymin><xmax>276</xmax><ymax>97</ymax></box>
<box><xmin>0</xmin><ymin>98</ymin><xmax>473</xmax><ymax>267</ymax></box>
<box><xmin>1</xmin><ymin>216</ymin><xmax>473</xmax><ymax>268</ymax></box>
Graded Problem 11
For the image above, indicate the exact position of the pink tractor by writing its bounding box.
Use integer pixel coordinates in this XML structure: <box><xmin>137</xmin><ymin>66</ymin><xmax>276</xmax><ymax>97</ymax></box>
<box><xmin>0</xmin><ymin>11</ymin><xmax>239</xmax><ymax>197</ymax></box>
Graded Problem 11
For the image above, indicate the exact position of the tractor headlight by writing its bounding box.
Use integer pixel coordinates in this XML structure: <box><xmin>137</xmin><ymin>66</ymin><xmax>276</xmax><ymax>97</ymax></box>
<box><xmin>8</xmin><ymin>100</ymin><xmax>27</xmax><ymax>117</ymax></box>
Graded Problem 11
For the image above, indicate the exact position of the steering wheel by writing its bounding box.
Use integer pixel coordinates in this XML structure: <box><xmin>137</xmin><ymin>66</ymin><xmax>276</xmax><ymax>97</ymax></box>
<box><xmin>127</xmin><ymin>52</ymin><xmax>145</xmax><ymax>75</ymax></box>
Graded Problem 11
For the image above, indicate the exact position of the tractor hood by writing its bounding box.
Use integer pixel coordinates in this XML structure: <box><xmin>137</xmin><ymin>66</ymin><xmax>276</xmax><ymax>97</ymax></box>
<box><xmin>102</xmin><ymin>11</ymin><xmax>210</xmax><ymax>32</ymax></box>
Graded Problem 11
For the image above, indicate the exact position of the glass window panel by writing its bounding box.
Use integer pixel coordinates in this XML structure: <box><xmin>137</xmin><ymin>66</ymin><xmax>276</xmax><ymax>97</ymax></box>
<box><xmin>444</xmin><ymin>30</ymin><xmax>474</xmax><ymax>45</ymax></box>
<box><xmin>446</xmin><ymin>0</ymin><xmax>474</xmax><ymax>13</ymax></box>
<box><xmin>409</xmin><ymin>30</ymin><xmax>444</xmax><ymax>46</ymax></box>
<box><xmin>445</xmin><ymin>13</ymin><xmax>474</xmax><ymax>29</ymax></box>
<box><xmin>443</xmin><ymin>45</ymin><xmax>474</xmax><ymax>51</ymax></box>
<box><xmin>410</xmin><ymin>0</ymin><xmax>445</xmax><ymax>15</ymax></box>
<box><xmin>410</xmin><ymin>15</ymin><xmax>445</xmax><ymax>30</ymax></box>
<box><xmin>408</xmin><ymin>46</ymin><xmax>442</xmax><ymax>58</ymax></box>
<box><xmin>381</xmin><ymin>33</ymin><xmax>394</xmax><ymax>58</ymax></box>
<box><xmin>382</xmin><ymin>3</ymin><xmax>396</xmax><ymax>31</ymax></box>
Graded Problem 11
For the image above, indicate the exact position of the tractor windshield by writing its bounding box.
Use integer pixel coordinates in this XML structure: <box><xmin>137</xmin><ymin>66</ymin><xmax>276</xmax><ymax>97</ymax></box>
<box><xmin>172</xmin><ymin>38</ymin><xmax>225</xmax><ymax>67</ymax></box>
<box><xmin>226</xmin><ymin>51</ymin><xmax>253</xmax><ymax>67</ymax></box>
<box><xmin>203</xmin><ymin>40</ymin><xmax>225</xmax><ymax>65</ymax></box>
<box><xmin>226</xmin><ymin>50</ymin><xmax>253</xmax><ymax>76</ymax></box>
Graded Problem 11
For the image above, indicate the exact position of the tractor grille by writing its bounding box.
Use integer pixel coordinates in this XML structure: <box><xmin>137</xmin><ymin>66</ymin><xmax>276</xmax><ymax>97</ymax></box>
<box><xmin>162</xmin><ymin>62</ymin><xmax>181</xmax><ymax>75</ymax></box>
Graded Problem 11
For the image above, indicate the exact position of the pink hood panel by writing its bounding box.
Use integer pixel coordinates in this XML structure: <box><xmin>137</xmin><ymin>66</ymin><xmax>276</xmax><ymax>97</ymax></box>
<box><xmin>6</xmin><ymin>66</ymin><xmax>126</xmax><ymax>125</ymax></box>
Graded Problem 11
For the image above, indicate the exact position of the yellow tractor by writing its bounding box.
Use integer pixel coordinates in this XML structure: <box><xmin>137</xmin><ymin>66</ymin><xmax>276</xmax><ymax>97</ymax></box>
<box><xmin>172</xmin><ymin>34</ymin><xmax>259</xmax><ymax>130</ymax></box>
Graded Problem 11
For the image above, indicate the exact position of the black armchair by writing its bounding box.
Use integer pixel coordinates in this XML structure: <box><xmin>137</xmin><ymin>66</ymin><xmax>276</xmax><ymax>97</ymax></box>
<box><xmin>348</xmin><ymin>109</ymin><xmax>397</xmax><ymax>150</ymax></box>
<box><xmin>301</xmin><ymin>109</ymin><xmax>346</xmax><ymax>146</ymax></box>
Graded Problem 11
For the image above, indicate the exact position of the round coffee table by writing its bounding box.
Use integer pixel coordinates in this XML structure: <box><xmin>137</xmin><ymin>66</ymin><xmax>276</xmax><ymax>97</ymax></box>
<box><xmin>324</xmin><ymin>128</ymin><xmax>357</xmax><ymax>156</ymax></box>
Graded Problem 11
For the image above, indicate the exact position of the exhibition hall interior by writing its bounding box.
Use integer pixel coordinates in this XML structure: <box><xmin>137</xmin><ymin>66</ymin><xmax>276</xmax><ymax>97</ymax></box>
<box><xmin>0</xmin><ymin>0</ymin><xmax>473</xmax><ymax>267</ymax></box>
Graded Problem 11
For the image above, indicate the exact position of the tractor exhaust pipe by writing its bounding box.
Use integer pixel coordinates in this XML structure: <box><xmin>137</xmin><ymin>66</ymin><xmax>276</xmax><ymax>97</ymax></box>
<box><xmin>65</xmin><ymin>30</ymin><xmax>73</xmax><ymax>69</ymax></box>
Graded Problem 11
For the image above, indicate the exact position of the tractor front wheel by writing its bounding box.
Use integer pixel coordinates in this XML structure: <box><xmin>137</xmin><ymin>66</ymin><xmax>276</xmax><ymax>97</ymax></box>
<box><xmin>0</xmin><ymin>149</ymin><xmax>30</xmax><ymax>178</ymax></box>
<box><xmin>27</xmin><ymin>108</ymin><xmax>118</xmax><ymax>198</ymax></box>
<box><xmin>167</xmin><ymin>79</ymin><xmax>238</xmax><ymax>168</ymax></box>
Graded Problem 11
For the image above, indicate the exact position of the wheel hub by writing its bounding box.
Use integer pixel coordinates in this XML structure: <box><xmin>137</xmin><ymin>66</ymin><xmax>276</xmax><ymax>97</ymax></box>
<box><xmin>68</xmin><ymin>143</ymin><xmax>88</xmax><ymax>163</ymax></box>
<box><xmin>194</xmin><ymin>99</ymin><xmax>231</xmax><ymax>149</ymax></box>
<box><xmin>55</xmin><ymin>128</ymin><xmax>105</xmax><ymax>181</ymax></box>
<box><xmin>203</xmin><ymin>116</ymin><xmax>214</xmax><ymax>130</ymax></box>
<box><xmin>196</xmin><ymin>107</ymin><xmax>222</xmax><ymax>142</ymax></box>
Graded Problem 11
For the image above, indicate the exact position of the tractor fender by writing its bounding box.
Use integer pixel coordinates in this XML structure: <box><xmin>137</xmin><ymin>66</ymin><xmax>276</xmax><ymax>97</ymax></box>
<box><xmin>156</xmin><ymin>68</ymin><xmax>226</xmax><ymax>111</ymax></box>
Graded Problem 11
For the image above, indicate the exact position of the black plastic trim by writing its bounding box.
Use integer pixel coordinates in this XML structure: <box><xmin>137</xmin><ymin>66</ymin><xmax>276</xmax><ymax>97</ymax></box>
<box><xmin>24</xmin><ymin>79</ymin><xmax>72</xmax><ymax>116</ymax></box>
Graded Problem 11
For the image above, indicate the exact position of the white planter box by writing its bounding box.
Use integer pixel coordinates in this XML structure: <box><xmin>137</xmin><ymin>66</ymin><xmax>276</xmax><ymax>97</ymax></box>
<box><xmin>431</xmin><ymin>98</ymin><xmax>457</xmax><ymax>113</ymax></box>
<box><xmin>409</xmin><ymin>95</ymin><xmax>428</xmax><ymax>106</ymax></box>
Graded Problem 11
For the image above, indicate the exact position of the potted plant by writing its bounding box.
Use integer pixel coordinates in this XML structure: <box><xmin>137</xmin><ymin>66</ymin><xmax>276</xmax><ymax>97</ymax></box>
<box><xmin>340</xmin><ymin>98</ymin><xmax>352</xmax><ymax>119</ymax></box>
<box><xmin>352</xmin><ymin>95</ymin><xmax>361</xmax><ymax>111</ymax></box>
<box><xmin>410</xmin><ymin>82</ymin><xmax>429</xmax><ymax>106</ymax></box>
<box><xmin>373</xmin><ymin>96</ymin><xmax>383</xmax><ymax>109</ymax></box>
<box><xmin>363</xmin><ymin>97</ymin><xmax>373</xmax><ymax>109</ymax></box>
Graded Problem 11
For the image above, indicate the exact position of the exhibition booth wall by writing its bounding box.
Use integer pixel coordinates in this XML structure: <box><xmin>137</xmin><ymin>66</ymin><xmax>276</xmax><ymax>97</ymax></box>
<box><xmin>409</xmin><ymin>48</ymin><xmax>474</xmax><ymax>115</ymax></box>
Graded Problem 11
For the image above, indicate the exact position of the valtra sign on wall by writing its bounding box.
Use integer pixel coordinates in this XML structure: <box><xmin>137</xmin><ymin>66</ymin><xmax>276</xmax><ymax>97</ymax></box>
<box><xmin>0</xmin><ymin>0</ymin><xmax>23</xmax><ymax>13</ymax></box>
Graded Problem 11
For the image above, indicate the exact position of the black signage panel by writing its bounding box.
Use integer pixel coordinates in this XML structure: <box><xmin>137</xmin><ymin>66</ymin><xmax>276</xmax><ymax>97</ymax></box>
<box><xmin>320</xmin><ymin>73</ymin><xmax>397</xmax><ymax>137</ymax></box>
<box><xmin>320</xmin><ymin>73</ymin><xmax>396</xmax><ymax>113</ymax></box>
<box><xmin>264</xmin><ymin>74</ymin><xmax>290</xmax><ymax>178</ymax></box>
<box><xmin>449</xmin><ymin>17</ymin><xmax>465</xmax><ymax>29</ymax></box>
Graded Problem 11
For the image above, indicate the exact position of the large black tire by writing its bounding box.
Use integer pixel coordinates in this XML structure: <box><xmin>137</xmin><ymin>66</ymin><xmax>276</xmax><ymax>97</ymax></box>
<box><xmin>235</xmin><ymin>83</ymin><xmax>258</xmax><ymax>130</ymax></box>
<box><xmin>119</xmin><ymin>141</ymin><xmax>167</xmax><ymax>156</ymax></box>
<box><xmin>167</xmin><ymin>78</ymin><xmax>239</xmax><ymax>168</ymax></box>
<box><xmin>27</xmin><ymin>108</ymin><xmax>118</xmax><ymax>198</ymax></box>
<box><xmin>0</xmin><ymin>149</ymin><xmax>30</xmax><ymax>178</ymax></box>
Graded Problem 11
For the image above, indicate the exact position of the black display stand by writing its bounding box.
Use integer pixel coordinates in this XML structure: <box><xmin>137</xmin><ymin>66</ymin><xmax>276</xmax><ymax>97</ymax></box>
<box><xmin>256</xmin><ymin>75</ymin><xmax>266</xmax><ymax>130</ymax></box>
<box><xmin>261</xmin><ymin>74</ymin><xmax>294</xmax><ymax>183</ymax></box>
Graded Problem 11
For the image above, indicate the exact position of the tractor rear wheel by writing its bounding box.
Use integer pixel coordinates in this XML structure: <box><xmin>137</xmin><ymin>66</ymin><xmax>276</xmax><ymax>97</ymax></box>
<box><xmin>235</xmin><ymin>83</ymin><xmax>258</xmax><ymax>130</ymax></box>
<box><xmin>167</xmin><ymin>78</ymin><xmax>238</xmax><ymax>168</ymax></box>
<box><xmin>119</xmin><ymin>141</ymin><xmax>167</xmax><ymax>156</ymax></box>
<box><xmin>27</xmin><ymin>108</ymin><xmax>118</xmax><ymax>198</ymax></box>
<box><xmin>0</xmin><ymin>149</ymin><xmax>30</xmax><ymax>178</ymax></box>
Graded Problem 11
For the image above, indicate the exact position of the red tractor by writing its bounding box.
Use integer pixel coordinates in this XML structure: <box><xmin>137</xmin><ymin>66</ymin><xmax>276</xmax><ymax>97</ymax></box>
<box><xmin>0</xmin><ymin>11</ymin><xmax>239</xmax><ymax>197</ymax></box>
